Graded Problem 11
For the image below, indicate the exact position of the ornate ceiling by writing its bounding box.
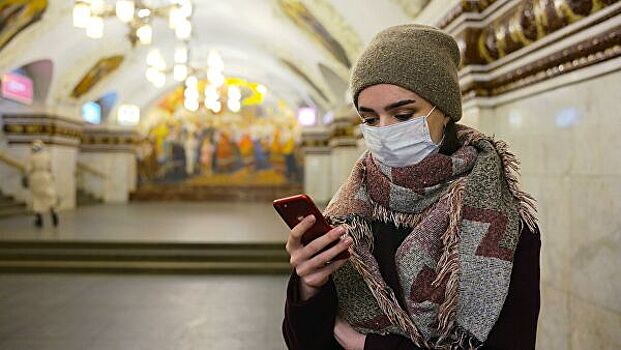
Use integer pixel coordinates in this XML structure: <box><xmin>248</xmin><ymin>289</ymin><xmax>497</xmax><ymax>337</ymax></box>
<box><xmin>0</xmin><ymin>0</ymin><xmax>432</xmax><ymax>121</ymax></box>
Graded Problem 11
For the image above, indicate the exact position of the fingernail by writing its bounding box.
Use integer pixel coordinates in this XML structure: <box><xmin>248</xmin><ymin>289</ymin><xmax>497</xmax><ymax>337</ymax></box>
<box><xmin>344</xmin><ymin>236</ymin><xmax>353</xmax><ymax>244</ymax></box>
<box><xmin>306</xmin><ymin>215</ymin><xmax>316</xmax><ymax>222</ymax></box>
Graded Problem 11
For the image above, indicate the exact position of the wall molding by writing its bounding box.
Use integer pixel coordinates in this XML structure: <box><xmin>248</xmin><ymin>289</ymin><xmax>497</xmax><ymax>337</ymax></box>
<box><xmin>434</xmin><ymin>0</ymin><xmax>621</xmax><ymax>107</ymax></box>
<box><xmin>80</xmin><ymin>126</ymin><xmax>138</xmax><ymax>153</ymax></box>
<box><xmin>1</xmin><ymin>114</ymin><xmax>83</xmax><ymax>147</ymax></box>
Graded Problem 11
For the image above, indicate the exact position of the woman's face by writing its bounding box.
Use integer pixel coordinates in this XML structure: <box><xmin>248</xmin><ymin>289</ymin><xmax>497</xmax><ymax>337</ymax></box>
<box><xmin>357</xmin><ymin>84</ymin><xmax>449</xmax><ymax>144</ymax></box>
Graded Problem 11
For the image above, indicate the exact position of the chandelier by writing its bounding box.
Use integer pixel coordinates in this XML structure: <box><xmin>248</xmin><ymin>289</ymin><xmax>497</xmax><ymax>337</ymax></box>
<box><xmin>72</xmin><ymin>0</ymin><xmax>193</xmax><ymax>46</ymax></box>
<box><xmin>145</xmin><ymin>45</ymin><xmax>236</xmax><ymax>113</ymax></box>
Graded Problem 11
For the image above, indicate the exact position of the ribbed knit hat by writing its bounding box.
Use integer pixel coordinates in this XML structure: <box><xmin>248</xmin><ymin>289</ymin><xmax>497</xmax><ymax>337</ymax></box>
<box><xmin>350</xmin><ymin>24</ymin><xmax>463</xmax><ymax>121</ymax></box>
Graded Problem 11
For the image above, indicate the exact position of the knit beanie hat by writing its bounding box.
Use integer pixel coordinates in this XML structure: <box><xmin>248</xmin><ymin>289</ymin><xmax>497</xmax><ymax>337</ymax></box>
<box><xmin>350</xmin><ymin>24</ymin><xmax>463</xmax><ymax>121</ymax></box>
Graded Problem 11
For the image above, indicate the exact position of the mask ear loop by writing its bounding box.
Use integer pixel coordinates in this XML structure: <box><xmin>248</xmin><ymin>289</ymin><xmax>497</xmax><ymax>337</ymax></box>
<box><xmin>426</xmin><ymin>106</ymin><xmax>444</xmax><ymax>146</ymax></box>
<box><xmin>438</xmin><ymin>124</ymin><xmax>446</xmax><ymax>147</ymax></box>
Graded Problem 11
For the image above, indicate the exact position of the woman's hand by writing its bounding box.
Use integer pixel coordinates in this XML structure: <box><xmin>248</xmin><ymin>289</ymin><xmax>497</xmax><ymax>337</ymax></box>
<box><xmin>285</xmin><ymin>215</ymin><xmax>353</xmax><ymax>301</ymax></box>
<box><xmin>334</xmin><ymin>316</ymin><xmax>366</xmax><ymax>350</ymax></box>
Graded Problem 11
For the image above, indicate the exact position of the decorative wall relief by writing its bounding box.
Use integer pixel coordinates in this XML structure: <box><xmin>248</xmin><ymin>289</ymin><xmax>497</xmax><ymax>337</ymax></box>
<box><xmin>441</xmin><ymin>0</ymin><xmax>619</xmax><ymax>66</ymax></box>
<box><xmin>476</xmin><ymin>0</ymin><xmax>618</xmax><ymax>63</ymax></box>
<box><xmin>2</xmin><ymin>114</ymin><xmax>83</xmax><ymax>147</ymax></box>
<box><xmin>70</xmin><ymin>55</ymin><xmax>124</xmax><ymax>98</ymax></box>
<box><xmin>277</xmin><ymin>0</ymin><xmax>361</xmax><ymax>69</ymax></box>
<box><xmin>438</xmin><ymin>0</ymin><xmax>621</xmax><ymax>101</ymax></box>
<box><xmin>81</xmin><ymin>127</ymin><xmax>137</xmax><ymax>153</ymax></box>
<box><xmin>0</xmin><ymin>0</ymin><xmax>47</xmax><ymax>53</ymax></box>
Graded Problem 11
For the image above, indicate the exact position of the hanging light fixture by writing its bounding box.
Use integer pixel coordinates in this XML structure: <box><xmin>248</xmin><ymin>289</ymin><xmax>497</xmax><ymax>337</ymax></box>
<box><xmin>256</xmin><ymin>84</ymin><xmax>268</xmax><ymax>95</ymax></box>
<box><xmin>144</xmin><ymin>40</ymin><xmax>252</xmax><ymax>115</ymax></box>
<box><xmin>73</xmin><ymin>2</ymin><xmax>91</xmax><ymax>28</ymax></box>
<box><xmin>72</xmin><ymin>1</ymin><xmax>193</xmax><ymax>47</ymax></box>
<box><xmin>115</xmin><ymin>0</ymin><xmax>135</xmax><ymax>23</ymax></box>
<box><xmin>174</xmin><ymin>46</ymin><xmax>188</xmax><ymax>64</ymax></box>
<box><xmin>173</xmin><ymin>64</ymin><xmax>188</xmax><ymax>82</ymax></box>
<box><xmin>227</xmin><ymin>86</ymin><xmax>241</xmax><ymax>113</ymax></box>
<box><xmin>85</xmin><ymin>16</ymin><xmax>104</xmax><ymax>39</ymax></box>
<box><xmin>175</xmin><ymin>18</ymin><xmax>192</xmax><ymax>40</ymax></box>
<box><xmin>89</xmin><ymin>0</ymin><xmax>106</xmax><ymax>15</ymax></box>
<box><xmin>136</xmin><ymin>24</ymin><xmax>153</xmax><ymax>45</ymax></box>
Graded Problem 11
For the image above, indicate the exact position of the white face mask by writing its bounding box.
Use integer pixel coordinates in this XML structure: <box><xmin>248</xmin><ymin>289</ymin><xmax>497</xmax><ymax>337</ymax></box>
<box><xmin>360</xmin><ymin>106</ymin><xmax>441</xmax><ymax>167</ymax></box>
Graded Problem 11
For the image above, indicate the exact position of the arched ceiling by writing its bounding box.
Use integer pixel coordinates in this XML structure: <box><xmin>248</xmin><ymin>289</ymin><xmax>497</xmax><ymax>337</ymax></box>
<box><xmin>0</xmin><ymin>0</ymin><xmax>442</xmax><ymax>124</ymax></box>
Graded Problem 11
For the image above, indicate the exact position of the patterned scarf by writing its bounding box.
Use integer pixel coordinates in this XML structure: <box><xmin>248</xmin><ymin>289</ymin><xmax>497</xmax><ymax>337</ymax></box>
<box><xmin>324</xmin><ymin>125</ymin><xmax>537</xmax><ymax>349</ymax></box>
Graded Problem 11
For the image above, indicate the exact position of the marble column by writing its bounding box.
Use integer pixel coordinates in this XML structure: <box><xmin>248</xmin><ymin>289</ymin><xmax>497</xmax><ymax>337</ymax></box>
<box><xmin>79</xmin><ymin>126</ymin><xmax>138</xmax><ymax>203</ymax></box>
<box><xmin>301</xmin><ymin>127</ymin><xmax>332</xmax><ymax>207</ymax></box>
<box><xmin>329</xmin><ymin>104</ymin><xmax>362</xmax><ymax>196</ymax></box>
<box><xmin>1</xmin><ymin>114</ymin><xmax>83</xmax><ymax>210</ymax></box>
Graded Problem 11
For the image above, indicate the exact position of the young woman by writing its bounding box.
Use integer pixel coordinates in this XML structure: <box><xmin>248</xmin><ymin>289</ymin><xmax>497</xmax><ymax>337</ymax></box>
<box><xmin>282</xmin><ymin>24</ymin><xmax>540</xmax><ymax>350</ymax></box>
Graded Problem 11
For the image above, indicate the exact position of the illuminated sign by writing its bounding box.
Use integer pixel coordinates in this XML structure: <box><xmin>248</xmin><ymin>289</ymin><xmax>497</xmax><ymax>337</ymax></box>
<box><xmin>297</xmin><ymin>107</ymin><xmax>316</xmax><ymax>126</ymax></box>
<box><xmin>82</xmin><ymin>101</ymin><xmax>101</xmax><ymax>124</ymax></box>
<box><xmin>1</xmin><ymin>72</ymin><xmax>33</xmax><ymax>105</ymax></box>
<box><xmin>117</xmin><ymin>104</ymin><xmax>140</xmax><ymax>126</ymax></box>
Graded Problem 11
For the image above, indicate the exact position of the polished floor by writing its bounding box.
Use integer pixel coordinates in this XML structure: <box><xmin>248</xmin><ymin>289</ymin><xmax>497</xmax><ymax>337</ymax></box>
<box><xmin>0</xmin><ymin>274</ymin><xmax>288</xmax><ymax>350</ymax></box>
<box><xmin>0</xmin><ymin>202</ymin><xmax>292</xmax><ymax>349</ymax></box>
<box><xmin>0</xmin><ymin>202</ymin><xmax>289</xmax><ymax>243</ymax></box>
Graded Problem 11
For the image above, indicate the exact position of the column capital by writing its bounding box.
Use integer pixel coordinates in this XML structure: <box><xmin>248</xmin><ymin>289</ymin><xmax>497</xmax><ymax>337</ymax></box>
<box><xmin>301</xmin><ymin>126</ymin><xmax>331</xmax><ymax>154</ymax></box>
<box><xmin>329</xmin><ymin>103</ymin><xmax>359</xmax><ymax>148</ymax></box>
<box><xmin>80</xmin><ymin>126</ymin><xmax>139</xmax><ymax>154</ymax></box>
<box><xmin>2</xmin><ymin>113</ymin><xmax>83</xmax><ymax>147</ymax></box>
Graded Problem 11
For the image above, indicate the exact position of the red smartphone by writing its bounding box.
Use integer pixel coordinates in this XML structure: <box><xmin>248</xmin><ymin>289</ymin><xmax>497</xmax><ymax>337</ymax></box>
<box><xmin>273</xmin><ymin>194</ymin><xmax>350</xmax><ymax>260</ymax></box>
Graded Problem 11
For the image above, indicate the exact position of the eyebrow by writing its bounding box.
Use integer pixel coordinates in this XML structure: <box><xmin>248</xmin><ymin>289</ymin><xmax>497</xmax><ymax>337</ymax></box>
<box><xmin>358</xmin><ymin>99</ymin><xmax>417</xmax><ymax>114</ymax></box>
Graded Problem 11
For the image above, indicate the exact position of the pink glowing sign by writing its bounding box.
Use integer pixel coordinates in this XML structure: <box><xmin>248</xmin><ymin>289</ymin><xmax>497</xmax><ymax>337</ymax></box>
<box><xmin>1</xmin><ymin>72</ymin><xmax>33</xmax><ymax>105</ymax></box>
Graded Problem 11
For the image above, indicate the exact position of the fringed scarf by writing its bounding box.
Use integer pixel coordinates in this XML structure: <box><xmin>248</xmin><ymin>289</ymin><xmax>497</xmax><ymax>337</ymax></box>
<box><xmin>324</xmin><ymin>125</ymin><xmax>537</xmax><ymax>349</ymax></box>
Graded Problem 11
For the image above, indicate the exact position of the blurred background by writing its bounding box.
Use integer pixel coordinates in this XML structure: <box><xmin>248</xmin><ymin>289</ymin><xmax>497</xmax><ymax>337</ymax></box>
<box><xmin>0</xmin><ymin>0</ymin><xmax>619</xmax><ymax>349</ymax></box>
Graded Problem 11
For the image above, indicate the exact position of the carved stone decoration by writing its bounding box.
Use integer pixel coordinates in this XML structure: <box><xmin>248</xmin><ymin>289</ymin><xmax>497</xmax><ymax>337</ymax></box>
<box><xmin>301</xmin><ymin>127</ymin><xmax>331</xmax><ymax>154</ymax></box>
<box><xmin>80</xmin><ymin>126</ymin><xmax>138</xmax><ymax>153</ymax></box>
<box><xmin>0</xmin><ymin>0</ymin><xmax>48</xmax><ymax>53</ymax></box>
<box><xmin>2</xmin><ymin>114</ymin><xmax>84</xmax><ymax>147</ymax></box>
<box><xmin>474</xmin><ymin>0</ymin><xmax>619</xmax><ymax>64</ymax></box>
<box><xmin>277</xmin><ymin>0</ymin><xmax>362</xmax><ymax>69</ymax></box>
<box><xmin>436</xmin><ymin>0</ymin><xmax>621</xmax><ymax>102</ymax></box>
<box><xmin>437</xmin><ymin>0</ymin><xmax>499</xmax><ymax>29</ymax></box>
<box><xmin>465</xmin><ymin>28</ymin><xmax>621</xmax><ymax>99</ymax></box>
<box><xmin>71</xmin><ymin>55</ymin><xmax>124</xmax><ymax>98</ymax></box>
<box><xmin>329</xmin><ymin>104</ymin><xmax>359</xmax><ymax>148</ymax></box>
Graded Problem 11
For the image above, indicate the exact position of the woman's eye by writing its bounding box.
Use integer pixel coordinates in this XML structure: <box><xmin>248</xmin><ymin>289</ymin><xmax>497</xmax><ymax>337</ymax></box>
<box><xmin>362</xmin><ymin>118</ymin><xmax>379</xmax><ymax>125</ymax></box>
<box><xmin>395</xmin><ymin>113</ymin><xmax>414</xmax><ymax>121</ymax></box>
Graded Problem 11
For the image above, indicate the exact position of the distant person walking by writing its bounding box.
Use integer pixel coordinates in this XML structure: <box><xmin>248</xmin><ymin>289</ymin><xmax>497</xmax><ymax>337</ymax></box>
<box><xmin>26</xmin><ymin>140</ymin><xmax>58</xmax><ymax>227</ymax></box>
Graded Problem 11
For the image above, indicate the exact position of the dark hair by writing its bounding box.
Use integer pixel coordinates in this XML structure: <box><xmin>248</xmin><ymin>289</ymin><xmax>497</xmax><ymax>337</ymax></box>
<box><xmin>439</xmin><ymin>120</ymin><xmax>460</xmax><ymax>156</ymax></box>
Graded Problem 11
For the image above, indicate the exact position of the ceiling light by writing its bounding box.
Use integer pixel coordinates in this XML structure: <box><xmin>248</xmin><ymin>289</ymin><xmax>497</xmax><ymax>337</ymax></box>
<box><xmin>85</xmin><ymin>16</ymin><xmax>104</xmax><ymax>39</ymax></box>
<box><xmin>136</xmin><ymin>24</ymin><xmax>152</xmax><ymax>45</ymax></box>
<box><xmin>173</xmin><ymin>64</ymin><xmax>188</xmax><ymax>82</ymax></box>
<box><xmin>73</xmin><ymin>3</ymin><xmax>91</xmax><ymax>28</ymax></box>
<box><xmin>115</xmin><ymin>1</ymin><xmax>135</xmax><ymax>23</ymax></box>
<box><xmin>174</xmin><ymin>46</ymin><xmax>188</xmax><ymax>63</ymax></box>
<box><xmin>175</xmin><ymin>19</ymin><xmax>192</xmax><ymax>40</ymax></box>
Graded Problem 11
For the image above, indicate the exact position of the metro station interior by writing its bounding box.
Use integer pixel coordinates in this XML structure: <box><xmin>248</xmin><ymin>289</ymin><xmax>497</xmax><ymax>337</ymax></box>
<box><xmin>0</xmin><ymin>0</ymin><xmax>620</xmax><ymax>349</ymax></box>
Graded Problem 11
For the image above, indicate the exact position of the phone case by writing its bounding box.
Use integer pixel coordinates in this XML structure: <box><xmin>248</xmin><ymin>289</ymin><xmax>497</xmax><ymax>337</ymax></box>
<box><xmin>273</xmin><ymin>194</ymin><xmax>350</xmax><ymax>260</ymax></box>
